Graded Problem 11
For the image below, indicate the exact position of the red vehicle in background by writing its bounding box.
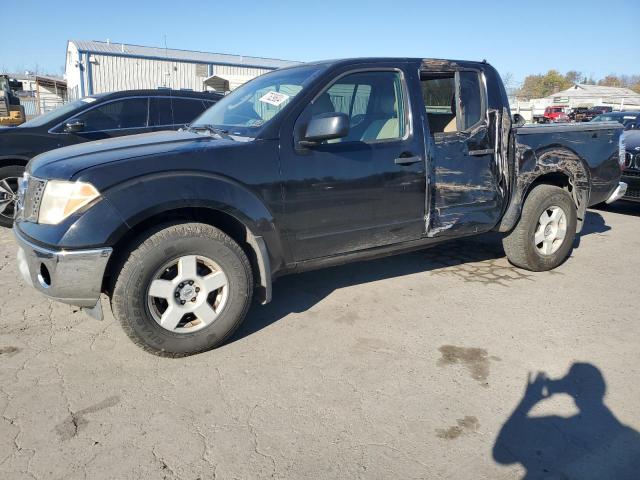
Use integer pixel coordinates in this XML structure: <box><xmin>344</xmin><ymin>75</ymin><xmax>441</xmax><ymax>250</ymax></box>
<box><xmin>540</xmin><ymin>105</ymin><xmax>569</xmax><ymax>123</ymax></box>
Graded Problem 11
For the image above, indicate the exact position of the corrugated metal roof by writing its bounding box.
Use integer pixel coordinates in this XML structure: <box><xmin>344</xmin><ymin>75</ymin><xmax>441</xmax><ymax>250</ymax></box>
<box><xmin>70</xmin><ymin>40</ymin><xmax>301</xmax><ymax>70</ymax></box>
<box><xmin>2</xmin><ymin>72</ymin><xmax>65</xmax><ymax>82</ymax></box>
<box><xmin>34</xmin><ymin>75</ymin><xmax>67</xmax><ymax>88</ymax></box>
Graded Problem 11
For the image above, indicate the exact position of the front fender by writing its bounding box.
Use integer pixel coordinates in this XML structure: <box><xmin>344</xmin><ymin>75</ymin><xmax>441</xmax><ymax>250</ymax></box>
<box><xmin>47</xmin><ymin>172</ymin><xmax>286</xmax><ymax>275</ymax></box>
<box><xmin>107</xmin><ymin>171</ymin><xmax>284</xmax><ymax>266</ymax></box>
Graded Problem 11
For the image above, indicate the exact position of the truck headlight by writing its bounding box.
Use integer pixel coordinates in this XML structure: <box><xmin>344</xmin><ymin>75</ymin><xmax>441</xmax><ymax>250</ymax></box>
<box><xmin>38</xmin><ymin>180</ymin><xmax>100</xmax><ymax>225</ymax></box>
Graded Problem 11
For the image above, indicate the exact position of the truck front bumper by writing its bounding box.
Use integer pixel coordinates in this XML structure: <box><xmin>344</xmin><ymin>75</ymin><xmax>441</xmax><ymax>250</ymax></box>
<box><xmin>14</xmin><ymin>227</ymin><xmax>112</xmax><ymax>309</ymax></box>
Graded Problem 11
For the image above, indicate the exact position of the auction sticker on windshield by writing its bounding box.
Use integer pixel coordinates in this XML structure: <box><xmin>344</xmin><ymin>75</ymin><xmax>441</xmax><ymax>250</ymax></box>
<box><xmin>259</xmin><ymin>91</ymin><xmax>290</xmax><ymax>107</ymax></box>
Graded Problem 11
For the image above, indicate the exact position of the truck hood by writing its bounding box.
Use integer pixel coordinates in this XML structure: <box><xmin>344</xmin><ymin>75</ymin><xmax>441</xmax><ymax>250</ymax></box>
<box><xmin>27</xmin><ymin>130</ymin><xmax>241</xmax><ymax>179</ymax></box>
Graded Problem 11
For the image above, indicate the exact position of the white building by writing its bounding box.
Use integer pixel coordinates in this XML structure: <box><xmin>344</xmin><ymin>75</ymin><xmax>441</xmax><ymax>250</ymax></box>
<box><xmin>3</xmin><ymin>73</ymin><xmax>67</xmax><ymax>116</ymax></box>
<box><xmin>64</xmin><ymin>40</ymin><xmax>300</xmax><ymax>99</ymax></box>
<box><xmin>546</xmin><ymin>84</ymin><xmax>640</xmax><ymax>109</ymax></box>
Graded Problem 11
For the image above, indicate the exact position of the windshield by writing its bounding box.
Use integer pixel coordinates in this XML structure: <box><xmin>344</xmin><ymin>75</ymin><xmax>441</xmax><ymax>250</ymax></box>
<box><xmin>190</xmin><ymin>65</ymin><xmax>325</xmax><ymax>137</ymax></box>
<box><xmin>18</xmin><ymin>98</ymin><xmax>95</xmax><ymax>128</ymax></box>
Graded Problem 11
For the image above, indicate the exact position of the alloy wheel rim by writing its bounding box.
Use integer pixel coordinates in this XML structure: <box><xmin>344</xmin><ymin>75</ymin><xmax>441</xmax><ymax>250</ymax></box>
<box><xmin>146</xmin><ymin>255</ymin><xmax>229</xmax><ymax>333</ymax></box>
<box><xmin>534</xmin><ymin>205</ymin><xmax>567</xmax><ymax>256</ymax></box>
<box><xmin>0</xmin><ymin>177</ymin><xmax>20</xmax><ymax>220</ymax></box>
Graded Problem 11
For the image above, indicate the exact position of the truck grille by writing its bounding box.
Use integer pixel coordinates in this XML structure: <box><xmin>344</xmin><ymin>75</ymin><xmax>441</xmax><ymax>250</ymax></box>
<box><xmin>16</xmin><ymin>174</ymin><xmax>46</xmax><ymax>222</ymax></box>
<box><xmin>624</xmin><ymin>152</ymin><xmax>640</xmax><ymax>170</ymax></box>
<box><xmin>625</xmin><ymin>187</ymin><xmax>640</xmax><ymax>199</ymax></box>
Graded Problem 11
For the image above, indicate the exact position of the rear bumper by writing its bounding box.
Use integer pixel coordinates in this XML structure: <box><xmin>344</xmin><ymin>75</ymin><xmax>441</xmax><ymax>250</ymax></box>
<box><xmin>14</xmin><ymin>227</ymin><xmax>112</xmax><ymax>308</ymax></box>
<box><xmin>605</xmin><ymin>182</ymin><xmax>628</xmax><ymax>204</ymax></box>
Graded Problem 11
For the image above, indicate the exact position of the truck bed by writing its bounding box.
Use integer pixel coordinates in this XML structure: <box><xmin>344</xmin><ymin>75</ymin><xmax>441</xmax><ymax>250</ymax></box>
<box><xmin>513</xmin><ymin>121</ymin><xmax>623</xmax><ymax>206</ymax></box>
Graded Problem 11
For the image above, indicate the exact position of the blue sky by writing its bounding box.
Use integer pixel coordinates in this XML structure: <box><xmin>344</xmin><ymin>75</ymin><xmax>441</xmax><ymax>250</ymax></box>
<box><xmin>1</xmin><ymin>0</ymin><xmax>638</xmax><ymax>84</ymax></box>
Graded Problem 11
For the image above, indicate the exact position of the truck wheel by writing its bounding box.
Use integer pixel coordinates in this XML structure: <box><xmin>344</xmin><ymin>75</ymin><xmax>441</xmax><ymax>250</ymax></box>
<box><xmin>502</xmin><ymin>185</ymin><xmax>577</xmax><ymax>271</ymax></box>
<box><xmin>111</xmin><ymin>222</ymin><xmax>253</xmax><ymax>356</ymax></box>
<box><xmin>0</xmin><ymin>165</ymin><xmax>24</xmax><ymax>228</ymax></box>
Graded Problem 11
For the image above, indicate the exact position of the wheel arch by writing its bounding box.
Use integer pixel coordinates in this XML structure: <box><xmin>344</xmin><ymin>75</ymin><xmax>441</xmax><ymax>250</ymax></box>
<box><xmin>498</xmin><ymin>146</ymin><xmax>591</xmax><ymax>233</ymax></box>
<box><xmin>76</xmin><ymin>170</ymin><xmax>291</xmax><ymax>306</ymax></box>
<box><xmin>103</xmin><ymin>206</ymin><xmax>275</xmax><ymax>304</ymax></box>
<box><xmin>0</xmin><ymin>157</ymin><xmax>29</xmax><ymax>169</ymax></box>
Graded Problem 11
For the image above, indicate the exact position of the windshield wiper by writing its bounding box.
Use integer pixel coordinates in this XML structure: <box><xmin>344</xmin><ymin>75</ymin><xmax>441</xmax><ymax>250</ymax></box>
<box><xmin>188</xmin><ymin>124</ymin><xmax>233</xmax><ymax>140</ymax></box>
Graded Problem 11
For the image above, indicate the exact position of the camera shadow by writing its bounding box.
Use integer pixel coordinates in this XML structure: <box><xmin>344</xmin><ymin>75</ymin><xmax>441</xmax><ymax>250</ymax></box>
<box><xmin>493</xmin><ymin>363</ymin><xmax>640</xmax><ymax>479</ymax></box>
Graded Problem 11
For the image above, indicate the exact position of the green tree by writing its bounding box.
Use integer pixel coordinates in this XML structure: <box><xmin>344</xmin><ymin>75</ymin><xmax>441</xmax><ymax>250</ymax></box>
<box><xmin>518</xmin><ymin>70</ymin><xmax>573</xmax><ymax>99</ymax></box>
<box><xmin>565</xmin><ymin>70</ymin><xmax>584</xmax><ymax>84</ymax></box>
<box><xmin>598</xmin><ymin>75</ymin><xmax>624</xmax><ymax>87</ymax></box>
<box><xmin>516</xmin><ymin>71</ymin><xmax>640</xmax><ymax>98</ymax></box>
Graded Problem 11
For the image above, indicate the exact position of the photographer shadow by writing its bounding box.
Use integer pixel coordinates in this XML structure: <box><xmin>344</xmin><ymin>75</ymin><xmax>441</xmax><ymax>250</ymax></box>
<box><xmin>493</xmin><ymin>363</ymin><xmax>640</xmax><ymax>479</ymax></box>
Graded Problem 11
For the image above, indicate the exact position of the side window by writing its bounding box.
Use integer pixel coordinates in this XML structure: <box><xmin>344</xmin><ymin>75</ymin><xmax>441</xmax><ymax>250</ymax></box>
<box><xmin>308</xmin><ymin>71</ymin><xmax>405</xmax><ymax>143</ymax></box>
<box><xmin>149</xmin><ymin>98</ymin><xmax>173</xmax><ymax>127</ymax></box>
<box><xmin>150</xmin><ymin>98</ymin><xmax>211</xmax><ymax>127</ymax></box>
<box><xmin>171</xmin><ymin>99</ymin><xmax>210</xmax><ymax>125</ymax></box>
<box><xmin>458</xmin><ymin>71</ymin><xmax>483</xmax><ymax>130</ymax></box>
<box><xmin>420</xmin><ymin>71</ymin><xmax>484</xmax><ymax>135</ymax></box>
<box><xmin>420</xmin><ymin>76</ymin><xmax>457</xmax><ymax>134</ymax></box>
<box><xmin>73</xmin><ymin>98</ymin><xmax>148</xmax><ymax>131</ymax></box>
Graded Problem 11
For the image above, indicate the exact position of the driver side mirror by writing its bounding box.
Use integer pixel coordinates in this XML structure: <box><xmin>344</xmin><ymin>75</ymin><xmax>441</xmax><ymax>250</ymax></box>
<box><xmin>299</xmin><ymin>112</ymin><xmax>349</xmax><ymax>147</ymax></box>
<box><xmin>513</xmin><ymin>114</ymin><xmax>526</xmax><ymax>127</ymax></box>
<box><xmin>64</xmin><ymin>121</ymin><xmax>85</xmax><ymax>133</ymax></box>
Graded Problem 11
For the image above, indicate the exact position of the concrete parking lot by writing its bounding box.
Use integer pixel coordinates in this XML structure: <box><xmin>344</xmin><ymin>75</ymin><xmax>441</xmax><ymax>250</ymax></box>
<box><xmin>1</xmin><ymin>204</ymin><xmax>639</xmax><ymax>479</ymax></box>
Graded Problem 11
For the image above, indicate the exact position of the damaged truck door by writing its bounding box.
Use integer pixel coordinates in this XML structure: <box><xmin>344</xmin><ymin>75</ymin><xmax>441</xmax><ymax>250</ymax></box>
<box><xmin>421</xmin><ymin>67</ymin><xmax>505</xmax><ymax>237</ymax></box>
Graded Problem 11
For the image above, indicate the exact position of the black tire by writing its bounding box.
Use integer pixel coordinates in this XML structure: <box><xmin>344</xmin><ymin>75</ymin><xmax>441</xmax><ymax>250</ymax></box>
<box><xmin>0</xmin><ymin>164</ymin><xmax>25</xmax><ymax>228</ymax></box>
<box><xmin>502</xmin><ymin>185</ymin><xmax>577</xmax><ymax>271</ymax></box>
<box><xmin>111</xmin><ymin>222</ymin><xmax>253</xmax><ymax>356</ymax></box>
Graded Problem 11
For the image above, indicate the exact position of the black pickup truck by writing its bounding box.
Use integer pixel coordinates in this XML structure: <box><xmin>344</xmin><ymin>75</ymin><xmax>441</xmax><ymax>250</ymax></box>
<box><xmin>13</xmin><ymin>58</ymin><xmax>627</xmax><ymax>356</ymax></box>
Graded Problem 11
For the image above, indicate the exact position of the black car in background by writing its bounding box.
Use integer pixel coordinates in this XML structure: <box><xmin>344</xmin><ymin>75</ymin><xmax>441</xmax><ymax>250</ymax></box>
<box><xmin>591</xmin><ymin>111</ymin><xmax>640</xmax><ymax>129</ymax></box>
<box><xmin>587</xmin><ymin>105</ymin><xmax>613</xmax><ymax>117</ymax></box>
<box><xmin>626</xmin><ymin>116</ymin><xmax>640</xmax><ymax>130</ymax></box>
<box><xmin>568</xmin><ymin>107</ymin><xmax>590</xmax><ymax>122</ymax></box>
<box><xmin>0</xmin><ymin>89</ymin><xmax>222</xmax><ymax>226</ymax></box>
<box><xmin>622</xmin><ymin>130</ymin><xmax>640</xmax><ymax>202</ymax></box>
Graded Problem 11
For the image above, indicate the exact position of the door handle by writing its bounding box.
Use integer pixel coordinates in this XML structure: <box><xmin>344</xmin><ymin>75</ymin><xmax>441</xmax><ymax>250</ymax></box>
<box><xmin>468</xmin><ymin>148</ymin><xmax>494</xmax><ymax>156</ymax></box>
<box><xmin>394</xmin><ymin>155</ymin><xmax>422</xmax><ymax>166</ymax></box>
